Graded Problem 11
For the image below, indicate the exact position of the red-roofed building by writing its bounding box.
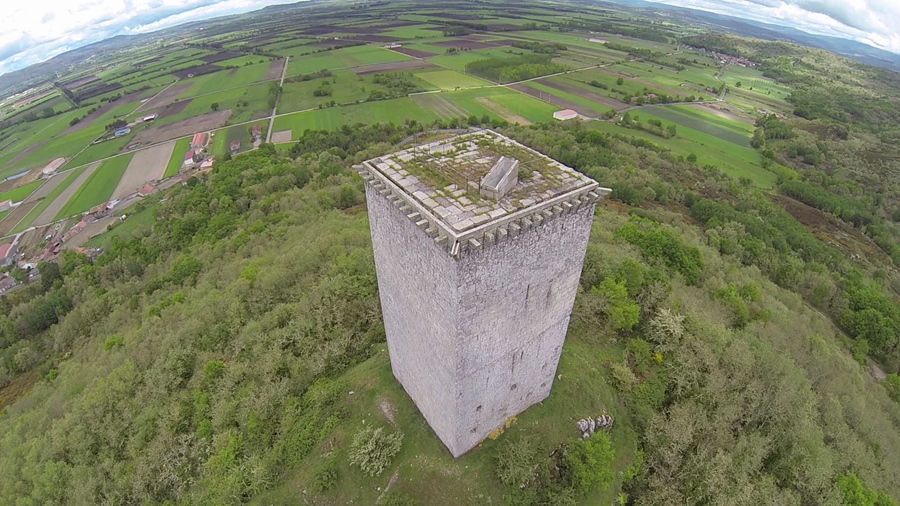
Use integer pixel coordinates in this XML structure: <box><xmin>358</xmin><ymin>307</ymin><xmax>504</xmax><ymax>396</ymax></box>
<box><xmin>553</xmin><ymin>109</ymin><xmax>578</xmax><ymax>121</ymax></box>
<box><xmin>191</xmin><ymin>132</ymin><xmax>209</xmax><ymax>149</ymax></box>
<box><xmin>0</xmin><ymin>243</ymin><xmax>18</xmax><ymax>267</ymax></box>
<box><xmin>251</xmin><ymin>124</ymin><xmax>262</xmax><ymax>138</ymax></box>
<box><xmin>139</xmin><ymin>184</ymin><xmax>156</xmax><ymax>197</ymax></box>
<box><xmin>230</xmin><ymin>140</ymin><xmax>240</xmax><ymax>153</ymax></box>
<box><xmin>183</xmin><ymin>149</ymin><xmax>199</xmax><ymax>169</ymax></box>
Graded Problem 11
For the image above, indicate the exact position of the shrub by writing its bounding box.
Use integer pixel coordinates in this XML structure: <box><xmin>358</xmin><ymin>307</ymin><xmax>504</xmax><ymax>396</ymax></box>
<box><xmin>348</xmin><ymin>426</ymin><xmax>403</xmax><ymax>477</ymax></box>
<box><xmin>104</xmin><ymin>335</ymin><xmax>124</xmax><ymax>351</ymax></box>
<box><xmin>591</xmin><ymin>278</ymin><xmax>640</xmax><ymax>332</ymax></box>
<box><xmin>310</xmin><ymin>456</ymin><xmax>339</xmax><ymax>492</ymax></box>
<box><xmin>563</xmin><ymin>433</ymin><xmax>615</xmax><ymax>495</ymax></box>
<box><xmin>495</xmin><ymin>435</ymin><xmax>538</xmax><ymax>487</ymax></box>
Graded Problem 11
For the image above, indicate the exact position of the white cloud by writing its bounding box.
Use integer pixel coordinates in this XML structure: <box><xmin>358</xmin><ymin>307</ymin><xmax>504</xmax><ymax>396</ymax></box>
<box><xmin>0</xmin><ymin>0</ymin><xmax>294</xmax><ymax>76</ymax></box>
<box><xmin>645</xmin><ymin>0</ymin><xmax>900</xmax><ymax>53</ymax></box>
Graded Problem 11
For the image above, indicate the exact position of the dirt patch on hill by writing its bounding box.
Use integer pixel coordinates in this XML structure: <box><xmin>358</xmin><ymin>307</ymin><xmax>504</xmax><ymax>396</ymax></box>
<box><xmin>770</xmin><ymin>194</ymin><xmax>892</xmax><ymax>266</ymax></box>
<box><xmin>540</xmin><ymin>78</ymin><xmax>627</xmax><ymax>110</ymax></box>
<box><xmin>156</xmin><ymin>99</ymin><xmax>192</xmax><ymax>120</ymax></box>
<box><xmin>392</xmin><ymin>47</ymin><xmax>438</xmax><ymax>58</ymax></box>
<box><xmin>353</xmin><ymin>59</ymin><xmax>435</xmax><ymax>75</ymax></box>
<box><xmin>264</xmin><ymin>58</ymin><xmax>286</xmax><ymax>80</ymax></box>
<box><xmin>173</xmin><ymin>65</ymin><xmax>224</xmax><ymax>80</ymax></box>
<box><xmin>131</xmin><ymin>110</ymin><xmax>232</xmax><ymax>145</ymax></box>
<box><xmin>141</xmin><ymin>83</ymin><xmax>191</xmax><ymax>111</ymax></box>
<box><xmin>510</xmin><ymin>83</ymin><xmax>598</xmax><ymax>117</ymax></box>
<box><xmin>474</xmin><ymin>96</ymin><xmax>532</xmax><ymax>125</ymax></box>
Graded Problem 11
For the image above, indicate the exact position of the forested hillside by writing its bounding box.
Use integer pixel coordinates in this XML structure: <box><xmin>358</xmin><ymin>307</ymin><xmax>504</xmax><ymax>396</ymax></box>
<box><xmin>0</xmin><ymin>120</ymin><xmax>898</xmax><ymax>505</ymax></box>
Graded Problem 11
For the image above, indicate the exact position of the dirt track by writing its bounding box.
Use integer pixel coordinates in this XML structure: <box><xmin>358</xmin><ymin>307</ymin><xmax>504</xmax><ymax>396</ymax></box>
<box><xmin>112</xmin><ymin>141</ymin><xmax>174</xmax><ymax>199</ymax></box>
<box><xmin>33</xmin><ymin>162</ymin><xmax>101</xmax><ymax>226</ymax></box>
<box><xmin>131</xmin><ymin>110</ymin><xmax>232</xmax><ymax>145</ymax></box>
<box><xmin>264</xmin><ymin>58</ymin><xmax>287</xmax><ymax>81</ymax></box>
<box><xmin>0</xmin><ymin>201</ymin><xmax>37</xmax><ymax>235</ymax></box>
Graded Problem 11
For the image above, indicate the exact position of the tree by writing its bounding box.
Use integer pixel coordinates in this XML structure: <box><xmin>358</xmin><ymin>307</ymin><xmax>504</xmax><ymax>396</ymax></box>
<box><xmin>38</xmin><ymin>261</ymin><xmax>61</xmax><ymax>291</ymax></box>
<box><xmin>210</xmin><ymin>102</ymin><xmax>219</xmax><ymax>111</ymax></box>
<box><xmin>687</xmin><ymin>153</ymin><xmax>698</xmax><ymax>163</ymax></box>
<box><xmin>564</xmin><ymin>433</ymin><xmax>615</xmax><ymax>494</ymax></box>
<box><xmin>667</xmin><ymin>124</ymin><xmax>677</xmax><ymax>137</ymax></box>
<box><xmin>617</xmin><ymin>77</ymin><xmax>624</xmax><ymax>85</ymax></box>
<box><xmin>735</xmin><ymin>81</ymin><xmax>742</xmax><ymax>87</ymax></box>
<box><xmin>591</xmin><ymin>278</ymin><xmax>640</xmax><ymax>332</ymax></box>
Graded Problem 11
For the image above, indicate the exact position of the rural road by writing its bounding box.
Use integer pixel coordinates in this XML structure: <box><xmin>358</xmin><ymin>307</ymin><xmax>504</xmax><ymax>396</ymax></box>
<box><xmin>266</xmin><ymin>57</ymin><xmax>290</xmax><ymax>144</ymax></box>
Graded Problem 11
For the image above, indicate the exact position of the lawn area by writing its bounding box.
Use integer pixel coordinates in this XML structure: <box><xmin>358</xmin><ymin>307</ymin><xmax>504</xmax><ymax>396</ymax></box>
<box><xmin>288</xmin><ymin>51</ymin><xmax>348</xmax><ymax>77</ymax></box>
<box><xmin>67</xmin><ymin>135</ymin><xmax>132</xmax><ymax>169</ymax></box>
<box><xmin>164</xmin><ymin>137</ymin><xmax>192</xmax><ymax>178</ymax></box>
<box><xmin>524</xmin><ymin>81</ymin><xmax>603</xmax><ymax>115</ymax></box>
<box><xmin>721</xmin><ymin>66</ymin><xmax>791</xmax><ymax>102</ymax></box>
<box><xmin>647</xmin><ymin>106</ymin><xmax>752</xmax><ymax>147</ymax></box>
<box><xmin>588</xmin><ymin>119</ymin><xmax>776</xmax><ymax>187</ymax></box>
<box><xmin>427</xmin><ymin>48</ymin><xmax>532</xmax><ymax>73</ymax></box>
<box><xmin>380</xmin><ymin>25</ymin><xmax>442</xmax><ymax>39</ymax></box>
<box><xmin>55</xmin><ymin>153</ymin><xmax>133</xmax><ymax>219</ymax></box>
<box><xmin>154</xmin><ymin>82</ymin><xmax>272</xmax><ymax>128</ymax></box>
<box><xmin>84</xmin><ymin>201</ymin><xmax>159</xmax><ymax>248</ymax></box>
<box><xmin>13</xmin><ymin>166</ymin><xmax>88</xmax><ymax>233</ymax></box>
<box><xmin>0</xmin><ymin>181</ymin><xmax>42</xmax><ymax>203</ymax></box>
<box><xmin>279</xmin><ymin>69</ymin><xmax>373</xmax><ymax>113</ymax></box>
<box><xmin>210</xmin><ymin>121</ymin><xmax>267</xmax><ymax>157</ymax></box>
<box><xmin>415</xmin><ymin>69</ymin><xmax>491</xmax><ymax>90</ymax></box>
<box><xmin>274</xmin><ymin>96</ymin><xmax>440</xmax><ymax>138</ymax></box>
<box><xmin>180</xmin><ymin>62</ymin><xmax>273</xmax><ymax>98</ymax></box>
<box><xmin>444</xmin><ymin>87</ymin><xmax>557</xmax><ymax>123</ymax></box>
<box><xmin>248</xmin><ymin>335</ymin><xmax>637</xmax><ymax>506</ymax></box>
<box><xmin>215</xmin><ymin>55</ymin><xmax>273</xmax><ymax>67</ymax></box>
<box><xmin>334</xmin><ymin>45</ymin><xmax>411</xmax><ymax>67</ymax></box>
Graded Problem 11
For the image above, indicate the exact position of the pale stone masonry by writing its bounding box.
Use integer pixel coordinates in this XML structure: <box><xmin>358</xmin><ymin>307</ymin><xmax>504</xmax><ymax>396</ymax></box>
<box><xmin>357</xmin><ymin>130</ymin><xmax>610</xmax><ymax>457</ymax></box>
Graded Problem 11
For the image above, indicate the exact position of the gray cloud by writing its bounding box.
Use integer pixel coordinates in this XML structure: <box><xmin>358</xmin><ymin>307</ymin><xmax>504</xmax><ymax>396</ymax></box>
<box><xmin>645</xmin><ymin>0</ymin><xmax>900</xmax><ymax>52</ymax></box>
<box><xmin>0</xmin><ymin>1</ymin><xmax>293</xmax><ymax>77</ymax></box>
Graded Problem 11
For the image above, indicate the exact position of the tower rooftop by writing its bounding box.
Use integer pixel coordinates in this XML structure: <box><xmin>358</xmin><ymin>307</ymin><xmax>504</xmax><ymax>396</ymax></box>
<box><xmin>358</xmin><ymin>130</ymin><xmax>606</xmax><ymax>256</ymax></box>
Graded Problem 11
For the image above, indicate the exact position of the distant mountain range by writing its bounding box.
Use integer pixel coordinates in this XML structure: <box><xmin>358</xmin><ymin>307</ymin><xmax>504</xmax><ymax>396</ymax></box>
<box><xmin>601</xmin><ymin>0</ymin><xmax>900</xmax><ymax>71</ymax></box>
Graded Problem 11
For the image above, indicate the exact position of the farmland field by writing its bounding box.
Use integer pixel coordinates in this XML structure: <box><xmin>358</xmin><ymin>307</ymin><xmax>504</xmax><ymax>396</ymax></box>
<box><xmin>210</xmin><ymin>121</ymin><xmax>268</xmax><ymax>157</ymax></box>
<box><xmin>164</xmin><ymin>137</ymin><xmax>192</xmax><ymax>177</ymax></box>
<box><xmin>649</xmin><ymin>105</ymin><xmax>752</xmax><ymax>147</ymax></box>
<box><xmin>55</xmin><ymin>153</ymin><xmax>133</xmax><ymax>219</ymax></box>
<box><xmin>0</xmin><ymin>181</ymin><xmax>42</xmax><ymax>203</ymax></box>
<box><xmin>415</xmin><ymin>69</ymin><xmax>491</xmax><ymax>90</ymax></box>
<box><xmin>11</xmin><ymin>165</ymin><xmax>91</xmax><ymax>232</ymax></box>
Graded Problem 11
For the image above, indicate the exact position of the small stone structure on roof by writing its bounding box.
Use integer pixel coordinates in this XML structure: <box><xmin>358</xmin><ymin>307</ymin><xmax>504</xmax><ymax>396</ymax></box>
<box><xmin>357</xmin><ymin>129</ymin><xmax>601</xmax><ymax>258</ymax></box>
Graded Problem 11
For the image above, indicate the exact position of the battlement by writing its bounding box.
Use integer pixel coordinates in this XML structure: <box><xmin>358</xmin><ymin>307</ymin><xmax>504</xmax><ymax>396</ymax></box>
<box><xmin>356</xmin><ymin>129</ymin><xmax>609</xmax><ymax>258</ymax></box>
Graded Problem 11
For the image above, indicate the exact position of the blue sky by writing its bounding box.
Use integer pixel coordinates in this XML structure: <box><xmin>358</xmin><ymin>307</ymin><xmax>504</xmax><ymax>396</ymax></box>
<box><xmin>0</xmin><ymin>0</ymin><xmax>294</xmax><ymax>76</ymax></box>
<box><xmin>1</xmin><ymin>0</ymin><xmax>899</xmax><ymax>77</ymax></box>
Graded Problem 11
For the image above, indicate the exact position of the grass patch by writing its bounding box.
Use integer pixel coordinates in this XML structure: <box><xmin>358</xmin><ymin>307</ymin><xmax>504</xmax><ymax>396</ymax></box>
<box><xmin>84</xmin><ymin>201</ymin><xmax>159</xmax><ymax>248</ymax></box>
<box><xmin>164</xmin><ymin>137</ymin><xmax>192</xmax><ymax>178</ymax></box>
<box><xmin>13</xmin><ymin>167</ymin><xmax>88</xmax><ymax>233</ymax></box>
<box><xmin>415</xmin><ymin>69</ymin><xmax>491</xmax><ymax>90</ymax></box>
<box><xmin>55</xmin><ymin>153</ymin><xmax>133</xmax><ymax>219</ymax></box>
<box><xmin>0</xmin><ymin>181</ymin><xmax>42</xmax><ymax>203</ymax></box>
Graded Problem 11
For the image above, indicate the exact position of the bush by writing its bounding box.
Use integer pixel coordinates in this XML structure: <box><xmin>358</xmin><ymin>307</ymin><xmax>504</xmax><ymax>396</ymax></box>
<box><xmin>348</xmin><ymin>426</ymin><xmax>403</xmax><ymax>477</ymax></box>
<box><xmin>563</xmin><ymin>433</ymin><xmax>615</xmax><ymax>495</ymax></box>
<box><xmin>495</xmin><ymin>435</ymin><xmax>538</xmax><ymax>487</ymax></box>
<box><xmin>310</xmin><ymin>456</ymin><xmax>339</xmax><ymax>492</ymax></box>
<box><xmin>591</xmin><ymin>278</ymin><xmax>640</xmax><ymax>332</ymax></box>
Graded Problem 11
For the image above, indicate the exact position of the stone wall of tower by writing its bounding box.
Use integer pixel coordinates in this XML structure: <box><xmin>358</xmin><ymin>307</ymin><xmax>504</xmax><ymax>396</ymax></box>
<box><xmin>451</xmin><ymin>203</ymin><xmax>594</xmax><ymax>455</ymax></box>
<box><xmin>365</xmin><ymin>184</ymin><xmax>596</xmax><ymax>457</ymax></box>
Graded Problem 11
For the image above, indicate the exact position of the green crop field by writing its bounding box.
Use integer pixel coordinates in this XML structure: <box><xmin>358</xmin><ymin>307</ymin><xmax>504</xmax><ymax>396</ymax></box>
<box><xmin>56</xmin><ymin>153</ymin><xmax>133</xmax><ymax>219</ymax></box>
<box><xmin>210</xmin><ymin>121</ymin><xmax>267</xmax><ymax>157</ymax></box>
<box><xmin>164</xmin><ymin>137</ymin><xmax>192</xmax><ymax>178</ymax></box>
<box><xmin>415</xmin><ymin>69</ymin><xmax>491</xmax><ymax>90</ymax></box>
<box><xmin>335</xmin><ymin>45</ymin><xmax>411</xmax><ymax>67</ymax></box>
<box><xmin>524</xmin><ymin>81</ymin><xmax>603</xmax><ymax>115</ymax></box>
<box><xmin>427</xmin><ymin>48</ymin><xmax>534</xmax><ymax>73</ymax></box>
<box><xmin>647</xmin><ymin>106</ymin><xmax>752</xmax><ymax>147</ymax></box>
<box><xmin>288</xmin><ymin>51</ymin><xmax>349</xmax><ymax>77</ymax></box>
<box><xmin>179</xmin><ymin>62</ymin><xmax>273</xmax><ymax>99</ymax></box>
<box><xmin>84</xmin><ymin>201</ymin><xmax>160</xmax><ymax>248</ymax></box>
<box><xmin>443</xmin><ymin>87</ymin><xmax>558</xmax><ymax>123</ymax></box>
<box><xmin>12</xmin><ymin>166</ymin><xmax>88</xmax><ymax>233</ymax></box>
<box><xmin>662</xmin><ymin>104</ymin><xmax>753</xmax><ymax>133</ymax></box>
<box><xmin>0</xmin><ymin>181</ymin><xmax>42</xmax><ymax>203</ymax></box>
<box><xmin>380</xmin><ymin>25</ymin><xmax>441</xmax><ymax>39</ymax></box>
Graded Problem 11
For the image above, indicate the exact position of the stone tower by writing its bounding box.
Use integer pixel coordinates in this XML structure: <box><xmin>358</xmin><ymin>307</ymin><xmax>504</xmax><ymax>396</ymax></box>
<box><xmin>357</xmin><ymin>130</ymin><xmax>608</xmax><ymax>457</ymax></box>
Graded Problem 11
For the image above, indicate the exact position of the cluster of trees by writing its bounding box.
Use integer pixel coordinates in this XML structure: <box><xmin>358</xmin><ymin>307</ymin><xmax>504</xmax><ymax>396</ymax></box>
<box><xmin>465</xmin><ymin>54</ymin><xmax>567</xmax><ymax>83</ymax></box>
<box><xmin>510</xmin><ymin>40</ymin><xmax>567</xmax><ymax>54</ymax></box>
<box><xmin>368</xmin><ymin>72</ymin><xmax>424</xmax><ymax>100</ymax></box>
<box><xmin>2</xmin><ymin>120</ymin><xmax>900</xmax><ymax>504</ymax></box>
